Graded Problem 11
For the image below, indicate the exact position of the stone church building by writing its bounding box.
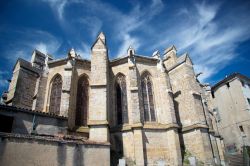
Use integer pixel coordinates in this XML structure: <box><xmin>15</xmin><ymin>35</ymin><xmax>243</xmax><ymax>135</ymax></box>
<box><xmin>1</xmin><ymin>32</ymin><xmax>224</xmax><ymax>165</ymax></box>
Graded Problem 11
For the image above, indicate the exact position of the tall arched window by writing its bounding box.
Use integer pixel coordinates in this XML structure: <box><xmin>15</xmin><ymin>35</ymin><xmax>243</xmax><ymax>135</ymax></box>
<box><xmin>141</xmin><ymin>72</ymin><xmax>156</xmax><ymax>122</ymax></box>
<box><xmin>75</xmin><ymin>75</ymin><xmax>89</xmax><ymax>126</ymax></box>
<box><xmin>49</xmin><ymin>74</ymin><xmax>62</xmax><ymax>115</ymax></box>
<box><xmin>115</xmin><ymin>74</ymin><xmax>128</xmax><ymax>125</ymax></box>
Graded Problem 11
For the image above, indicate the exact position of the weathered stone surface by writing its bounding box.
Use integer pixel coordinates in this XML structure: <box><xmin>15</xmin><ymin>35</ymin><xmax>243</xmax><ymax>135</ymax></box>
<box><xmin>0</xmin><ymin>136</ymin><xmax>110</xmax><ymax>166</ymax></box>
<box><xmin>3</xmin><ymin>33</ymin><xmax>224</xmax><ymax>165</ymax></box>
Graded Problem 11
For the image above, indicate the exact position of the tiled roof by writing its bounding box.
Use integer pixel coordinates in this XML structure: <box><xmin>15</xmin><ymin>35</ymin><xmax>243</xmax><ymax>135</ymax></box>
<box><xmin>0</xmin><ymin>132</ymin><xmax>110</xmax><ymax>146</ymax></box>
<box><xmin>0</xmin><ymin>104</ymin><xmax>67</xmax><ymax>119</ymax></box>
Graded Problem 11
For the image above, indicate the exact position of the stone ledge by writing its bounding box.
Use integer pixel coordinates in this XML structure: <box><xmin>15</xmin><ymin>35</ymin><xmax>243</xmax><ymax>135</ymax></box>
<box><xmin>90</xmin><ymin>84</ymin><xmax>107</xmax><ymax>88</ymax></box>
<box><xmin>130</xmin><ymin>87</ymin><xmax>138</xmax><ymax>91</ymax></box>
<box><xmin>0</xmin><ymin>132</ymin><xmax>110</xmax><ymax>146</ymax></box>
<box><xmin>76</xmin><ymin>126</ymin><xmax>89</xmax><ymax>133</ymax></box>
<box><xmin>62</xmin><ymin>89</ymin><xmax>70</xmax><ymax>93</ymax></box>
<box><xmin>88</xmin><ymin>120</ymin><xmax>109</xmax><ymax>126</ymax></box>
<box><xmin>182</xmin><ymin>124</ymin><xmax>209</xmax><ymax>132</ymax></box>
<box><xmin>110</xmin><ymin>123</ymin><xmax>143</xmax><ymax>132</ymax></box>
<box><xmin>110</xmin><ymin>123</ymin><xmax>180</xmax><ymax>132</ymax></box>
<box><xmin>128</xmin><ymin>65</ymin><xmax>135</xmax><ymax>69</ymax></box>
<box><xmin>143</xmin><ymin>123</ymin><xmax>179</xmax><ymax>130</ymax></box>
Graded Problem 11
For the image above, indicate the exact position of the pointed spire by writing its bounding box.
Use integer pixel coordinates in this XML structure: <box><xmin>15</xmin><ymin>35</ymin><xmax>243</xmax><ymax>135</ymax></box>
<box><xmin>98</xmin><ymin>32</ymin><xmax>106</xmax><ymax>44</ymax></box>
<box><xmin>91</xmin><ymin>32</ymin><xmax>107</xmax><ymax>50</ymax></box>
<box><xmin>68</xmin><ymin>48</ymin><xmax>76</xmax><ymax>58</ymax></box>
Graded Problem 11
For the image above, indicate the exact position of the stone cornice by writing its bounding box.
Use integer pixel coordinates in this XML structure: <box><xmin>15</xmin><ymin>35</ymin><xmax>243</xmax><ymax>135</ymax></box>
<box><xmin>75</xmin><ymin>126</ymin><xmax>89</xmax><ymax>133</ymax></box>
<box><xmin>110</xmin><ymin>123</ymin><xmax>179</xmax><ymax>133</ymax></box>
<box><xmin>88</xmin><ymin>120</ymin><xmax>109</xmax><ymax>126</ymax></box>
<box><xmin>48</xmin><ymin>58</ymin><xmax>67</xmax><ymax>67</ymax></box>
<box><xmin>90</xmin><ymin>84</ymin><xmax>107</xmax><ymax>88</ymax></box>
<box><xmin>143</xmin><ymin>123</ymin><xmax>179</xmax><ymax>130</ymax></box>
<box><xmin>182</xmin><ymin>124</ymin><xmax>209</xmax><ymax>132</ymax></box>
<box><xmin>110</xmin><ymin>55</ymin><xmax>158</xmax><ymax>67</ymax></box>
<box><xmin>0</xmin><ymin>132</ymin><xmax>110</xmax><ymax>146</ymax></box>
<box><xmin>110</xmin><ymin>56</ymin><xmax>128</xmax><ymax>67</ymax></box>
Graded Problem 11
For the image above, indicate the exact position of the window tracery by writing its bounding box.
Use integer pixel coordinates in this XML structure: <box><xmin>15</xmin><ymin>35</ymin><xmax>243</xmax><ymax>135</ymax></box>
<box><xmin>75</xmin><ymin>75</ymin><xmax>89</xmax><ymax>126</ymax></box>
<box><xmin>49</xmin><ymin>75</ymin><xmax>62</xmax><ymax>115</ymax></box>
<box><xmin>116</xmin><ymin>74</ymin><xmax>128</xmax><ymax>125</ymax></box>
<box><xmin>141</xmin><ymin>73</ymin><xmax>156</xmax><ymax>122</ymax></box>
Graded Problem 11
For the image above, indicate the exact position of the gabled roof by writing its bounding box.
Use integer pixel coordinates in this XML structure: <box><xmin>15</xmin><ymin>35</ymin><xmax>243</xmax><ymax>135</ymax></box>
<box><xmin>48</xmin><ymin>57</ymin><xmax>91</xmax><ymax>68</ymax></box>
<box><xmin>47</xmin><ymin>57</ymin><xmax>68</xmax><ymax>65</ymax></box>
<box><xmin>110</xmin><ymin>54</ymin><xmax>158</xmax><ymax>67</ymax></box>
<box><xmin>0</xmin><ymin>104</ymin><xmax>67</xmax><ymax>119</ymax></box>
<box><xmin>168</xmin><ymin>53</ymin><xmax>193</xmax><ymax>71</ymax></box>
<box><xmin>33</xmin><ymin>49</ymin><xmax>48</xmax><ymax>58</ymax></box>
<box><xmin>13</xmin><ymin>58</ymin><xmax>40</xmax><ymax>74</ymax></box>
<box><xmin>211</xmin><ymin>73</ymin><xmax>250</xmax><ymax>92</ymax></box>
<box><xmin>177</xmin><ymin>53</ymin><xmax>193</xmax><ymax>65</ymax></box>
<box><xmin>164</xmin><ymin>45</ymin><xmax>177</xmax><ymax>54</ymax></box>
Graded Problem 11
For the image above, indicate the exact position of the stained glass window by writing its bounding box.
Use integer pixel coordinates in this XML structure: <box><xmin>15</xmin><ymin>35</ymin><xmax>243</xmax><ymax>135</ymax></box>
<box><xmin>49</xmin><ymin>75</ymin><xmax>62</xmax><ymax>115</ymax></box>
<box><xmin>116</xmin><ymin>74</ymin><xmax>128</xmax><ymax>125</ymax></box>
<box><xmin>75</xmin><ymin>75</ymin><xmax>89</xmax><ymax>126</ymax></box>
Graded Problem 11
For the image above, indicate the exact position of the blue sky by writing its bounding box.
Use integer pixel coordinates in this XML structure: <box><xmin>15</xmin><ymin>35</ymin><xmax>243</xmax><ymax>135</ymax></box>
<box><xmin>0</xmin><ymin>0</ymin><xmax>250</xmax><ymax>94</ymax></box>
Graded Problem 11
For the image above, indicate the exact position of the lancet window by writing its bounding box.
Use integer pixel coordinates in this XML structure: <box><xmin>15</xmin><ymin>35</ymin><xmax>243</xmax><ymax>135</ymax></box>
<box><xmin>49</xmin><ymin>75</ymin><xmax>62</xmax><ymax>115</ymax></box>
<box><xmin>141</xmin><ymin>72</ymin><xmax>156</xmax><ymax>122</ymax></box>
<box><xmin>75</xmin><ymin>75</ymin><xmax>89</xmax><ymax>126</ymax></box>
<box><xmin>115</xmin><ymin>74</ymin><xmax>128</xmax><ymax>125</ymax></box>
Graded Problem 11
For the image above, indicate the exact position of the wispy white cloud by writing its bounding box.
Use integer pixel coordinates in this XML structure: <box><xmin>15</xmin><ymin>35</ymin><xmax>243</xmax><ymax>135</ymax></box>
<box><xmin>41</xmin><ymin>0</ymin><xmax>67</xmax><ymax>20</ymax></box>
<box><xmin>0</xmin><ymin>71</ymin><xmax>9</xmax><ymax>89</ymax></box>
<box><xmin>1</xmin><ymin>29</ymin><xmax>61</xmax><ymax>62</ymax></box>
<box><xmin>149</xmin><ymin>1</ymin><xmax>250</xmax><ymax>82</ymax></box>
<box><xmin>75</xmin><ymin>42</ymin><xmax>91</xmax><ymax>60</ymax></box>
<box><xmin>115</xmin><ymin>0</ymin><xmax>164</xmax><ymax>56</ymax></box>
<box><xmin>77</xmin><ymin>16</ymin><xmax>103</xmax><ymax>38</ymax></box>
<box><xmin>39</xmin><ymin>0</ymin><xmax>250</xmax><ymax>82</ymax></box>
<box><xmin>42</xmin><ymin>0</ymin><xmax>164</xmax><ymax>57</ymax></box>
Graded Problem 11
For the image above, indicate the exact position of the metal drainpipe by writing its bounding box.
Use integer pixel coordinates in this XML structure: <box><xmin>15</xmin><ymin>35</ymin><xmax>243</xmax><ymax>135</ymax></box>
<box><xmin>31</xmin><ymin>114</ymin><xmax>36</xmax><ymax>134</ymax></box>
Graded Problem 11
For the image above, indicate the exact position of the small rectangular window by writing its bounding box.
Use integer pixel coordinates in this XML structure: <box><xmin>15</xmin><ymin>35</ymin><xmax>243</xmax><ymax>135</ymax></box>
<box><xmin>241</xmin><ymin>80</ymin><xmax>245</xmax><ymax>87</ymax></box>
<box><xmin>211</xmin><ymin>91</ymin><xmax>215</xmax><ymax>98</ymax></box>
<box><xmin>0</xmin><ymin>114</ymin><xmax>14</xmax><ymax>133</ymax></box>
<box><xmin>239</xmin><ymin>125</ymin><xmax>244</xmax><ymax>133</ymax></box>
<box><xmin>247</xmin><ymin>98</ymin><xmax>250</xmax><ymax>106</ymax></box>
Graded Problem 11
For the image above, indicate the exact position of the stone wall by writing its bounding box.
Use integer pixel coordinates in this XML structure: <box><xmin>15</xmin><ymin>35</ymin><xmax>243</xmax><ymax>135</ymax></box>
<box><xmin>11</xmin><ymin>66</ymin><xmax>39</xmax><ymax>110</ymax></box>
<box><xmin>33</xmin><ymin>75</ymin><xmax>48</xmax><ymax>112</ymax></box>
<box><xmin>167</xmin><ymin>57</ymin><xmax>215</xmax><ymax>164</ymax></box>
<box><xmin>0</xmin><ymin>134</ymin><xmax>110</xmax><ymax>166</ymax></box>
<box><xmin>6</xmin><ymin>64</ymin><xmax>20</xmax><ymax>104</ymax></box>
<box><xmin>0</xmin><ymin>105</ymin><xmax>68</xmax><ymax>135</ymax></box>
<box><xmin>88</xmin><ymin>34</ymin><xmax>109</xmax><ymax>142</ymax></box>
<box><xmin>2</xmin><ymin>34</ymin><xmax>225</xmax><ymax>165</ymax></box>
<box><xmin>212</xmin><ymin>77</ymin><xmax>250</xmax><ymax>153</ymax></box>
